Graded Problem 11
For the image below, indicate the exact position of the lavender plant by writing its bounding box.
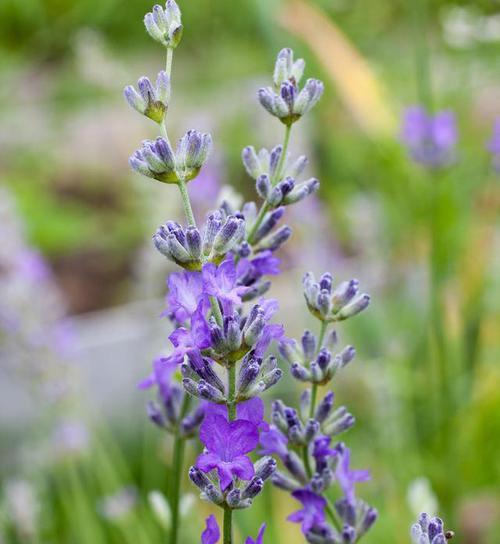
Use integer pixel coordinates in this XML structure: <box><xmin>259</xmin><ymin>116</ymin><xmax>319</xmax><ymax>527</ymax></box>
<box><xmin>126</xmin><ymin>3</ymin><xmax>453</xmax><ymax>544</ymax></box>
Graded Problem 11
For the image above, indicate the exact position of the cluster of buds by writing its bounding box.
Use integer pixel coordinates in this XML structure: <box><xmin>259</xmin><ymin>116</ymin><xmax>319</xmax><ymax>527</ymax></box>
<box><xmin>236</xmin><ymin>352</ymin><xmax>282</xmax><ymax>400</ymax></box>
<box><xmin>280</xmin><ymin>331</ymin><xmax>356</xmax><ymax>385</ymax></box>
<box><xmin>130</xmin><ymin>131</ymin><xmax>212</xmax><ymax>185</ymax></box>
<box><xmin>144</xmin><ymin>1</ymin><xmax>183</xmax><ymax>48</ymax></box>
<box><xmin>242</xmin><ymin>145</ymin><xmax>319</xmax><ymax>208</ymax></box>
<box><xmin>153</xmin><ymin>212</ymin><xmax>244</xmax><ymax>269</ymax></box>
<box><xmin>411</xmin><ymin>513</ymin><xmax>454</xmax><ymax>544</ymax></box>
<box><xmin>189</xmin><ymin>455</ymin><xmax>276</xmax><ymax>510</ymax></box>
<box><xmin>124</xmin><ymin>72</ymin><xmax>171</xmax><ymax>123</ymax></box>
<box><xmin>330</xmin><ymin>497</ymin><xmax>378</xmax><ymax>544</ymax></box>
<box><xmin>258</xmin><ymin>48</ymin><xmax>324</xmax><ymax>125</ymax></box>
<box><xmin>144</xmin><ymin>359</ymin><xmax>205</xmax><ymax>437</ymax></box>
<box><xmin>303</xmin><ymin>272</ymin><xmax>370</xmax><ymax>323</ymax></box>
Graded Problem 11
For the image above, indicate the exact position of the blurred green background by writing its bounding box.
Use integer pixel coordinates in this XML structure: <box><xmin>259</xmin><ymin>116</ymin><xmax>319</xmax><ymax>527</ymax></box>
<box><xmin>0</xmin><ymin>0</ymin><xmax>499</xmax><ymax>543</ymax></box>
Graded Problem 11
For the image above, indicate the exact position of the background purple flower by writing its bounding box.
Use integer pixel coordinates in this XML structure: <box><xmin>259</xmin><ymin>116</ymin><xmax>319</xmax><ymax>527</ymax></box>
<box><xmin>201</xmin><ymin>514</ymin><xmax>220</xmax><ymax>544</ymax></box>
<box><xmin>245</xmin><ymin>524</ymin><xmax>266</xmax><ymax>544</ymax></box>
<box><xmin>196</xmin><ymin>414</ymin><xmax>259</xmax><ymax>490</ymax></box>
<box><xmin>401</xmin><ymin>106</ymin><xmax>457</xmax><ymax>168</ymax></box>
<box><xmin>487</xmin><ymin>118</ymin><xmax>500</xmax><ymax>172</ymax></box>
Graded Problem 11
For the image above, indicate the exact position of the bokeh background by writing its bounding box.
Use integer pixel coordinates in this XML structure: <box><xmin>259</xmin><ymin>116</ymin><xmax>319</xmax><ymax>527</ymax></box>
<box><xmin>0</xmin><ymin>0</ymin><xmax>499</xmax><ymax>542</ymax></box>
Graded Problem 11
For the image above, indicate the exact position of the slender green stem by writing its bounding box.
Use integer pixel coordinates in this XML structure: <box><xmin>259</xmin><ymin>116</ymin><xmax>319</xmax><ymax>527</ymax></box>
<box><xmin>247</xmin><ymin>124</ymin><xmax>292</xmax><ymax>244</ymax></box>
<box><xmin>166</xmin><ymin>47</ymin><xmax>174</xmax><ymax>77</ymax></box>
<box><xmin>325</xmin><ymin>499</ymin><xmax>343</xmax><ymax>532</ymax></box>
<box><xmin>223</xmin><ymin>363</ymin><xmax>237</xmax><ymax>543</ymax></box>
<box><xmin>169</xmin><ymin>395</ymin><xmax>191</xmax><ymax>544</ymax></box>
<box><xmin>273</xmin><ymin>124</ymin><xmax>292</xmax><ymax>185</ymax></box>
<box><xmin>177</xmin><ymin>177</ymin><xmax>197</xmax><ymax>226</ymax></box>
<box><xmin>302</xmin><ymin>446</ymin><xmax>313</xmax><ymax>478</ymax></box>
<box><xmin>169</xmin><ymin>436</ymin><xmax>185</xmax><ymax>544</ymax></box>
<box><xmin>227</xmin><ymin>363</ymin><xmax>237</xmax><ymax>421</ymax></box>
<box><xmin>223</xmin><ymin>505</ymin><xmax>233</xmax><ymax>544</ymax></box>
<box><xmin>309</xmin><ymin>321</ymin><xmax>328</xmax><ymax>418</ymax></box>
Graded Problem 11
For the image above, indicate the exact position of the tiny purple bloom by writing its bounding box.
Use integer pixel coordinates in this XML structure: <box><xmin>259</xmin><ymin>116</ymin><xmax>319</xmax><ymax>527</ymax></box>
<box><xmin>254</xmin><ymin>323</ymin><xmax>284</xmax><ymax>358</ymax></box>
<box><xmin>245</xmin><ymin>524</ymin><xmax>266</xmax><ymax>544</ymax></box>
<box><xmin>259</xmin><ymin>425</ymin><xmax>288</xmax><ymax>459</ymax></box>
<box><xmin>288</xmin><ymin>489</ymin><xmax>327</xmax><ymax>534</ymax></box>
<box><xmin>166</xmin><ymin>270</ymin><xmax>205</xmax><ymax>322</ymax></box>
<box><xmin>401</xmin><ymin>106</ymin><xmax>457</xmax><ymax>168</ymax></box>
<box><xmin>313</xmin><ymin>435</ymin><xmax>337</xmax><ymax>463</ymax></box>
<box><xmin>196</xmin><ymin>414</ymin><xmax>259</xmax><ymax>490</ymax></box>
<box><xmin>202</xmin><ymin>256</ymin><xmax>249</xmax><ymax>314</ymax></box>
<box><xmin>166</xmin><ymin>301</ymin><xmax>211</xmax><ymax>365</ymax></box>
<box><xmin>201</xmin><ymin>515</ymin><xmax>220</xmax><ymax>544</ymax></box>
<box><xmin>335</xmin><ymin>445</ymin><xmax>370</xmax><ymax>505</ymax></box>
<box><xmin>237</xmin><ymin>251</ymin><xmax>281</xmax><ymax>284</ymax></box>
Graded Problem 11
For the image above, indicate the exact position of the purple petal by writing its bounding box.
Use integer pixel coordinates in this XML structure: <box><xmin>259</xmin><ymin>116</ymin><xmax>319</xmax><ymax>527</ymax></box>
<box><xmin>201</xmin><ymin>515</ymin><xmax>220</xmax><ymax>544</ymax></box>
<box><xmin>228</xmin><ymin>455</ymin><xmax>255</xmax><ymax>482</ymax></box>
<box><xmin>196</xmin><ymin>451</ymin><xmax>221</xmax><ymax>473</ymax></box>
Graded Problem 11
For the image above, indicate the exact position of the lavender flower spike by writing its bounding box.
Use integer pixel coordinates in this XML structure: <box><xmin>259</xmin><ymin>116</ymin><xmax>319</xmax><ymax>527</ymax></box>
<box><xmin>144</xmin><ymin>1</ymin><xmax>183</xmax><ymax>48</ymax></box>
<box><xmin>124</xmin><ymin>71</ymin><xmax>170</xmax><ymax>123</ymax></box>
<box><xmin>258</xmin><ymin>49</ymin><xmax>323</xmax><ymax>126</ymax></box>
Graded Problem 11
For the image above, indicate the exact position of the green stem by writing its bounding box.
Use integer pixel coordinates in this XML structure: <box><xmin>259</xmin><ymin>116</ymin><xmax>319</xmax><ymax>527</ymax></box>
<box><xmin>177</xmin><ymin>178</ymin><xmax>197</xmax><ymax>226</ymax></box>
<box><xmin>309</xmin><ymin>321</ymin><xmax>328</xmax><ymax>419</ymax></box>
<box><xmin>169</xmin><ymin>395</ymin><xmax>191</xmax><ymax>544</ymax></box>
<box><xmin>223</xmin><ymin>364</ymin><xmax>237</xmax><ymax>544</ymax></box>
<box><xmin>325</xmin><ymin>499</ymin><xmax>343</xmax><ymax>532</ymax></box>
<box><xmin>247</xmin><ymin>123</ymin><xmax>292</xmax><ymax>244</ymax></box>
<box><xmin>210</xmin><ymin>296</ymin><xmax>224</xmax><ymax>327</ymax></box>
<box><xmin>227</xmin><ymin>364</ymin><xmax>237</xmax><ymax>421</ymax></box>
<box><xmin>166</xmin><ymin>47</ymin><xmax>174</xmax><ymax>78</ymax></box>
<box><xmin>223</xmin><ymin>505</ymin><xmax>233</xmax><ymax>544</ymax></box>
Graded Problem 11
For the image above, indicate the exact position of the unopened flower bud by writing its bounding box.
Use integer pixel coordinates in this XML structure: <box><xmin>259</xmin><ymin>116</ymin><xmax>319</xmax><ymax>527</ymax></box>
<box><xmin>144</xmin><ymin>1</ymin><xmax>183</xmax><ymax>49</ymax></box>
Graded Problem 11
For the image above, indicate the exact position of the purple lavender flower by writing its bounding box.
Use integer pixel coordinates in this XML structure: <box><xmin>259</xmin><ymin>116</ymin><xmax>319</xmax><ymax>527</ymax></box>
<box><xmin>166</xmin><ymin>270</ymin><xmax>206</xmax><ymax>322</ymax></box>
<box><xmin>312</xmin><ymin>435</ymin><xmax>337</xmax><ymax>468</ymax></box>
<box><xmin>196</xmin><ymin>414</ymin><xmax>259</xmax><ymax>490</ymax></box>
<box><xmin>124</xmin><ymin>71</ymin><xmax>170</xmax><ymax>123</ymax></box>
<box><xmin>288</xmin><ymin>489</ymin><xmax>327</xmax><ymax>534</ymax></box>
<box><xmin>144</xmin><ymin>1</ymin><xmax>183</xmax><ymax>48</ymax></box>
<box><xmin>201</xmin><ymin>515</ymin><xmax>220</xmax><ymax>544</ymax></box>
<box><xmin>411</xmin><ymin>512</ymin><xmax>454</xmax><ymax>544</ymax></box>
<box><xmin>166</xmin><ymin>302</ymin><xmax>211</xmax><ymax>365</ymax></box>
<box><xmin>401</xmin><ymin>106</ymin><xmax>457</xmax><ymax>168</ymax></box>
<box><xmin>335</xmin><ymin>444</ymin><xmax>370</xmax><ymax>505</ymax></box>
<box><xmin>487</xmin><ymin>118</ymin><xmax>500</xmax><ymax>172</ymax></box>
<box><xmin>259</xmin><ymin>425</ymin><xmax>289</xmax><ymax>459</ymax></box>
<box><xmin>202</xmin><ymin>256</ymin><xmax>249</xmax><ymax>314</ymax></box>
